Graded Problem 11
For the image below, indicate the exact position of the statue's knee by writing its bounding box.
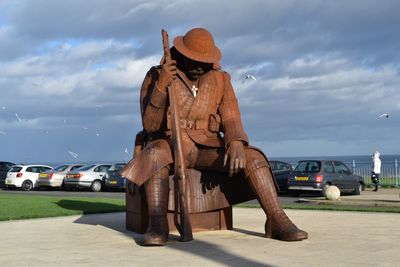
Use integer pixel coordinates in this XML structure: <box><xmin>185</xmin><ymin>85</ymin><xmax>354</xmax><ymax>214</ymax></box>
<box><xmin>245</xmin><ymin>149</ymin><xmax>270</xmax><ymax>174</ymax></box>
<box><xmin>147</xmin><ymin>139</ymin><xmax>170</xmax><ymax>162</ymax></box>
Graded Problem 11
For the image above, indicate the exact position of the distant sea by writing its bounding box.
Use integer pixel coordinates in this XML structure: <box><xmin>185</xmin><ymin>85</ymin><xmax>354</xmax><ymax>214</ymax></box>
<box><xmin>270</xmin><ymin>154</ymin><xmax>400</xmax><ymax>167</ymax></box>
<box><xmin>28</xmin><ymin>154</ymin><xmax>400</xmax><ymax>168</ymax></box>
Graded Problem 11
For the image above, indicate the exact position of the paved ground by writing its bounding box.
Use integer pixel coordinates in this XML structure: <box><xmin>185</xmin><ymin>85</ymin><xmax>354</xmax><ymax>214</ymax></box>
<box><xmin>1</xmin><ymin>188</ymin><xmax>400</xmax><ymax>267</ymax></box>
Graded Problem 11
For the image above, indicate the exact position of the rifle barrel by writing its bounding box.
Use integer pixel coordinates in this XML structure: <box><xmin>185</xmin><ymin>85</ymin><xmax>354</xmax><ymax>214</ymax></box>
<box><xmin>161</xmin><ymin>29</ymin><xmax>193</xmax><ymax>242</ymax></box>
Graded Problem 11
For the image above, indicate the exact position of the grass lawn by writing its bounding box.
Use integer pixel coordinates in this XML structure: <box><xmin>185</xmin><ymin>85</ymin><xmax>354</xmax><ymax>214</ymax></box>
<box><xmin>0</xmin><ymin>194</ymin><xmax>125</xmax><ymax>221</ymax></box>
<box><xmin>1</xmin><ymin>193</ymin><xmax>399</xmax><ymax>222</ymax></box>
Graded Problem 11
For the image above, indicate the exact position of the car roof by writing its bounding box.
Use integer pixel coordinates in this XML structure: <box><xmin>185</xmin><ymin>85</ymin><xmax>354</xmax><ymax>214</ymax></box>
<box><xmin>76</xmin><ymin>163</ymin><xmax>112</xmax><ymax>168</ymax></box>
<box><xmin>12</xmin><ymin>164</ymin><xmax>52</xmax><ymax>168</ymax></box>
<box><xmin>298</xmin><ymin>159</ymin><xmax>329</xmax><ymax>162</ymax></box>
<box><xmin>297</xmin><ymin>160</ymin><xmax>348</xmax><ymax>164</ymax></box>
<box><xmin>55</xmin><ymin>163</ymin><xmax>84</xmax><ymax>167</ymax></box>
<box><xmin>269</xmin><ymin>160</ymin><xmax>290</xmax><ymax>164</ymax></box>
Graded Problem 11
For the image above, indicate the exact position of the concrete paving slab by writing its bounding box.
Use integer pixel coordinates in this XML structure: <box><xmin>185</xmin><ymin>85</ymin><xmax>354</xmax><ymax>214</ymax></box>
<box><xmin>0</xmin><ymin>208</ymin><xmax>399</xmax><ymax>267</ymax></box>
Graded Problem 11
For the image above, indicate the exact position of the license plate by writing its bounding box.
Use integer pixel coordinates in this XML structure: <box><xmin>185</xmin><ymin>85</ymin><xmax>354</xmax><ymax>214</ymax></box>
<box><xmin>110</xmin><ymin>181</ymin><xmax>117</xmax><ymax>184</ymax></box>
<box><xmin>39</xmin><ymin>173</ymin><xmax>48</xmax><ymax>178</ymax></box>
<box><xmin>295</xmin><ymin>176</ymin><xmax>309</xmax><ymax>181</ymax></box>
<box><xmin>6</xmin><ymin>180</ymin><xmax>12</xmax><ymax>185</ymax></box>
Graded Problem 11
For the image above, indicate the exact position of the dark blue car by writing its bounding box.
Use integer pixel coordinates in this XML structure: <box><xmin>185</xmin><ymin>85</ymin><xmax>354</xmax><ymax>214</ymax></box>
<box><xmin>270</xmin><ymin>160</ymin><xmax>293</xmax><ymax>192</ymax></box>
<box><xmin>0</xmin><ymin>161</ymin><xmax>15</xmax><ymax>188</ymax></box>
<box><xmin>103</xmin><ymin>163</ymin><xmax>127</xmax><ymax>190</ymax></box>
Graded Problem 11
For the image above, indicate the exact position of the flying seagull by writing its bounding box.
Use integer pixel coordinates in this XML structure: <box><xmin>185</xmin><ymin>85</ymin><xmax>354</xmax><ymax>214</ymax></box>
<box><xmin>15</xmin><ymin>113</ymin><xmax>23</xmax><ymax>122</ymax></box>
<box><xmin>1</xmin><ymin>106</ymin><xmax>5</xmax><ymax>110</ymax></box>
<box><xmin>68</xmin><ymin>151</ymin><xmax>79</xmax><ymax>159</ymax></box>
<box><xmin>379</xmin><ymin>113</ymin><xmax>389</xmax><ymax>118</ymax></box>
<box><xmin>124</xmin><ymin>147</ymin><xmax>129</xmax><ymax>154</ymax></box>
<box><xmin>96</xmin><ymin>133</ymin><xmax>100</xmax><ymax>137</ymax></box>
<box><xmin>242</xmin><ymin>74</ymin><xmax>257</xmax><ymax>83</ymax></box>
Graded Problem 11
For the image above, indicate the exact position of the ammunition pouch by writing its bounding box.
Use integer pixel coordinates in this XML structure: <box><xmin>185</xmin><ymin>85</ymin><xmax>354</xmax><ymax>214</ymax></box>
<box><xmin>179</xmin><ymin>114</ymin><xmax>221</xmax><ymax>133</ymax></box>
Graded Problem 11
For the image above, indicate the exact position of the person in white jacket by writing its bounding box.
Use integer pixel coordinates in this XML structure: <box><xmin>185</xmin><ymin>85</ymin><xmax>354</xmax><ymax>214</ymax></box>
<box><xmin>372</xmin><ymin>151</ymin><xmax>381</xmax><ymax>191</ymax></box>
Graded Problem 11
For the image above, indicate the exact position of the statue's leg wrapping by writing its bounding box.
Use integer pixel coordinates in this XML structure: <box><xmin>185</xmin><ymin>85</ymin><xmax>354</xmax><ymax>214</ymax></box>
<box><xmin>245</xmin><ymin>149</ymin><xmax>308</xmax><ymax>241</ymax></box>
<box><xmin>143</xmin><ymin>167</ymin><xmax>170</xmax><ymax>246</ymax></box>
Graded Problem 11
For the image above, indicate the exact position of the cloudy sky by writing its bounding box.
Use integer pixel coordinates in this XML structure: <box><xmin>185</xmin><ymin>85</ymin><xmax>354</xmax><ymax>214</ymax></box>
<box><xmin>1</xmin><ymin>0</ymin><xmax>399</xmax><ymax>164</ymax></box>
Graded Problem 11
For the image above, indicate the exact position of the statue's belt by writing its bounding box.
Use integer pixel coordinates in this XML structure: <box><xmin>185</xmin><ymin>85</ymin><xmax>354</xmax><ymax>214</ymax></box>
<box><xmin>180</xmin><ymin>118</ymin><xmax>220</xmax><ymax>132</ymax></box>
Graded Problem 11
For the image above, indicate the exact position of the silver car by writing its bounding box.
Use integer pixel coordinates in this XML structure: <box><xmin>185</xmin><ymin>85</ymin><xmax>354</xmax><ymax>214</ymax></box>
<box><xmin>36</xmin><ymin>164</ymin><xmax>84</xmax><ymax>189</ymax></box>
<box><xmin>64</xmin><ymin>164</ymin><xmax>112</xmax><ymax>192</ymax></box>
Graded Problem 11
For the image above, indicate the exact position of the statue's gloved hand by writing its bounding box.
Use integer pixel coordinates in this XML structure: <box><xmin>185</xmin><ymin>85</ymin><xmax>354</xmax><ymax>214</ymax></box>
<box><xmin>157</xmin><ymin>60</ymin><xmax>177</xmax><ymax>91</ymax></box>
<box><xmin>224</xmin><ymin>140</ymin><xmax>246</xmax><ymax>177</ymax></box>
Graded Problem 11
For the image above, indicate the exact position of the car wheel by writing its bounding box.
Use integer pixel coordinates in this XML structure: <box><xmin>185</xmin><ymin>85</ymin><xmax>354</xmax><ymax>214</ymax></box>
<box><xmin>354</xmin><ymin>183</ymin><xmax>362</xmax><ymax>195</ymax></box>
<box><xmin>63</xmin><ymin>185</ymin><xmax>71</xmax><ymax>191</ymax></box>
<box><xmin>90</xmin><ymin>180</ymin><xmax>102</xmax><ymax>192</ymax></box>
<box><xmin>61</xmin><ymin>181</ymin><xmax>67</xmax><ymax>190</ymax></box>
<box><xmin>21</xmin><ymin>180</ymin><xmax>33</xmax><ymax>191</ymax></box>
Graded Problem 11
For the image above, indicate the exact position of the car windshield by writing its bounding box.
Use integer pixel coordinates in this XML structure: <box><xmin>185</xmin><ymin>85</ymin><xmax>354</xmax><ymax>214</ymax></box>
<box><xmin>76</xmin><ymin>165</ymin><xmax>95</xmax><ymax>171</ymax></box>
<box><xmin>294</xmin><ymin>161</ymin><xmax>321</xmax><ymax>173</ymax></box>
<box><xmin>108</xmin><ymin>163</ymin><xmax>126</xmax><ymax>171</ymax></box>
<box><xmin>9</xmin><ymin>166</ymin><xmax>23</xmax><ymax>172</ymax></box>
<box><xmin>270</xmin><ymin>162</ymin><xmax>291</xmax><ymax>171</ymax></box>
<box><xmin>71</xmin><ymin>165</ymin><xmax>84</xmax><ymax>171</ymax></box>
<box><xmin>54</xmin><ymin>165</ymin><xmax>69</xmax><ymax>172</ymax></box>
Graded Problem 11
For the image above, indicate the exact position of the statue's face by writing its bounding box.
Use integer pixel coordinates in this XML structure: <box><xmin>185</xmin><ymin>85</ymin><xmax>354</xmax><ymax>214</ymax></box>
<box><xmin>180</xmin><ymin>55</ymin><xmax>212</xmax><ymax>80</ymax></box>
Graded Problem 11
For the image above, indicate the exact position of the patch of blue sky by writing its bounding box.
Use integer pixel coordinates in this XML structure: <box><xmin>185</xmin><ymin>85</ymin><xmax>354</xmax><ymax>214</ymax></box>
<box><xmin>34</xmin><ymin>38</ymin><xmax>88</xmax><ymax>56</ymax></box>
<box><xmin>35</xmin><ymin>38</ymin><xmax>141</xmax><ymax>56</ymax></box>
<box><xmin>0</xmin><ymin>1</ymin><xmax>14</xmax><ymax>26</ymax></box>
<box><xmin>126</xmin><ymin>38</ymin><xmax>143</xmax><ymax>49</ymax></box>
<box><xmin>0</xmin><ymin>17</ymin><xmax>9</xmax><ymax>26</ymax></box>
<box><xmin>90</xmin><ymin>62</ymin><xmax>118</xmax><ymax>71</ymax></box>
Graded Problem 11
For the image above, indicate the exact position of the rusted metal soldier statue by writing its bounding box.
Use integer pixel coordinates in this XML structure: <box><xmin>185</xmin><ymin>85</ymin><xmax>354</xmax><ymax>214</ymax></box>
<box><xmin>121</xmin><ymin>28</ymin><xmax>308</xmax><ymax>246</ymax></box>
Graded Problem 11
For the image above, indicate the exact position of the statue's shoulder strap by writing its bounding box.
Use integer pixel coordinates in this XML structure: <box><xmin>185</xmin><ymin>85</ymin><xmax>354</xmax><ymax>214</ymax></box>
<box><xmin>214</xmin><ymin>69</ymin><xmax>228</xmax><ymax>90</ymax></box>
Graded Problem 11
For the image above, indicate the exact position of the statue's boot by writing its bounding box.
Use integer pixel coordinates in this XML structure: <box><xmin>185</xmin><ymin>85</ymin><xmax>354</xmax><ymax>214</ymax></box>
<box><xmin>247</xmin><ymin>165</ymin><xmax>308</xmax><ymax>241</ymax></box>
<box><xmin>143</xmin><ymin>168</ymin><xmax>169</xmax><ymax>246</ymax></box>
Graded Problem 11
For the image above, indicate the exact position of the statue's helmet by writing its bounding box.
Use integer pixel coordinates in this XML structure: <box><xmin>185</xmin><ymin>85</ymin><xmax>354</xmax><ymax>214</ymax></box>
<box><xmin>173</xmin><ymin>28</ymin><xmax>221</xmax><ymax>64</ymax></box>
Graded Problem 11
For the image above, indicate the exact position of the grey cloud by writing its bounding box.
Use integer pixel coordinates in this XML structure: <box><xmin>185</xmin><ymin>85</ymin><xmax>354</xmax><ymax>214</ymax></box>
<box><xmin>6</xmin><ymin>0</ymin><xmax>400</xmax><ymax>64</ymax></box>
<box><xmin>1</xmin><ymin>0</ymin><xmax>400</xmax><ymax>162</ymax></box>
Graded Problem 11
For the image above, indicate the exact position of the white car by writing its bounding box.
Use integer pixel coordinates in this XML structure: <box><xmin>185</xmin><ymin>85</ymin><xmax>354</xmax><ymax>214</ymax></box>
<box><xmin>36</xmin><ymin>164</ymin><xmax>84</xmax><ymax>189</ymax></box>
<box><xmin>64</xmin><ymin>164</ymin><xmax>112</xmax><ymax>192</ymax></box>
<box><xmin>5</xmin><ymin>165</ymin><xmax>53</xmax><ymax>191</ymax></box>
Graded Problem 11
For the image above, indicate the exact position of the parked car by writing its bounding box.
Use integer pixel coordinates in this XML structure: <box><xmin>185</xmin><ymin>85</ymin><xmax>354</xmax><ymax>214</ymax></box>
<box><xmin>36</xmin><ymin>164</ymin><xmax>84</xmax><ymax>189</ymax></box>
<box><xmin>5</xmin><ymin>165</ymin><xmax>53</xmax><ymax>191</ymax></box>
<box><xmin>270</xmin><ymin>160</ymin><xmax>293</xmax><ymax>192</ymax></box>
<box><xmin>103</xmin><ymin>163</ymin><xmax>127</xmax><ymax>190</ymax></box>
<box><xmin>287</xmin><ymin>160</ymin><xmax>365</xmax><ymax>196</ymax></box>
<box><xmin>0</xmin><ymin>161</ymin><xmax>15</xmax><ymax>188</ymax></box>
<box><xmin>64</xmin><ymin>164</ymin><xmax>112</xmax><ymax>192</ymax></box>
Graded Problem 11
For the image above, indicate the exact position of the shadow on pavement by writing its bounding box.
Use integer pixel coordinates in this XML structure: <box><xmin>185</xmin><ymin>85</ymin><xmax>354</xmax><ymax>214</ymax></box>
<box><xmin>167</xmin><ymin>237</ymin><xmax>274</xmax><ymax>267</ymax></box>
<box><xmin>231</xmin><ymin>227</ymin><xmax>265</xmax><ymax>238</ymax></box>
<box><xmin>67</xmin><ymin>204</ymin><xmax>274</xmax><ymax>267</ymax></box>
